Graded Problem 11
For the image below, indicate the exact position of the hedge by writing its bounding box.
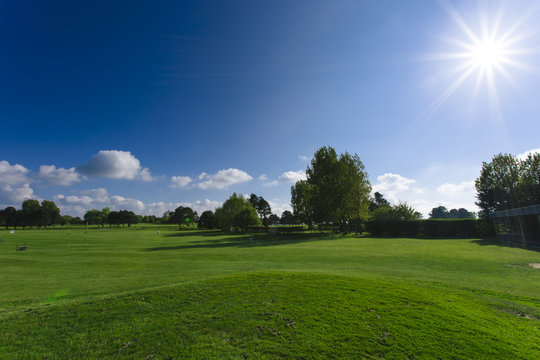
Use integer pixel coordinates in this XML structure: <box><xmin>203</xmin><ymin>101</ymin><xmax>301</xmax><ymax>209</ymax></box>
<box><xmin>366</xmin><ymin>219</ymin><xmax>495</xmax><ymax>238</ymax></box>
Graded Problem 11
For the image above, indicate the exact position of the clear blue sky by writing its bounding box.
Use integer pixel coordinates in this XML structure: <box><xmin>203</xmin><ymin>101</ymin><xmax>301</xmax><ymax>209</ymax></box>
<box><xmin>1</xmin><ymin>0</ymin><xmax>539</xmax><ymax>217</ymax></box>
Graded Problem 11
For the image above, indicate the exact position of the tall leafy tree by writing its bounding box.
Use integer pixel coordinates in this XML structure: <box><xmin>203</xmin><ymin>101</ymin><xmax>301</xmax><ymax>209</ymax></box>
<box><xmin>198</xmin><ymin>210</ymin><xmax>216</xmax><ymax>229</ymax></box>
<box><xmin>299</xmin><ymin>146</ymin><xmax>371</xmax><ymax>225</ymax></box>
<box><xmin>84</xmin><ymin>209</ymin><xmax>105</xmax><ymax>226</ymax></box>
<box><xmin>429</xmin><ymin>206</ymin><xmax>449</xmax><ymax>219</ymax></box>
<box><xmin>22</xmin><ymin>199</ymin><xmax>43</xmax><ymax>227</ymax></box>
<box><xmin>41</xmin><ymin>200</ymin><xmax>60</xmax><ymax>227</ymax></box>
<box><xmin>249</xmin><ymin>193</ymin><xmax>272</xmax><ymax>224</ymax></box>
<box><xmin>475</xmin><ymin>152</ymin><xmax>540</xmax><ymax>215</ymax></box>
<box><xmin>214</xmin><ymin>193</ymin><xmax>260</xmax><ymax>231</ymax></box>
<box><xmin>291</xmin><ymin>180</ymin><xmax>314</xmax><ymax>226</ymax></box>
<box><xmin>369</xmin><ymin>192</ymin><xmax>391</xmax><ymax>212</ymax></box>
<box><xmin>279</xmin><ymin>210</ymin><xmax>296</xmax><ymax>225</ymax></box>
<box><xmin>171</xmin><ymin>206</ymin><xmax>197</xmax><ymax>228</ymax></box>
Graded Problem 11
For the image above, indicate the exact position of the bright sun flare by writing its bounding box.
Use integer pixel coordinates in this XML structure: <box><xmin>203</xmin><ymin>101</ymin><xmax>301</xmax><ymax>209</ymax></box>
<box><xmin>421</xmin><ymin>1</ymin><xmax>539</xmax><ymax>119</ymax></box>
<box><xmin>470</xmin><ymin>40</ymin><xmax>506</xmax><ymax>69</ymax></box>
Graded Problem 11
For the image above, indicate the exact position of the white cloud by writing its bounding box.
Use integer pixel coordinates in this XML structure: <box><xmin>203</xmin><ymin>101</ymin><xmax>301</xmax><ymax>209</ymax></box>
<box><xmin>298</xmin><ymin>155</ymin><xmax>311</xmax><ymax>162</ymax></box>
<box><xmin>80</xmin><ymin>188</ymin><xmax>110</xmax><ymax>203</ymax></box>
<box><xmin>258</xmin><ymin>174</ymin><xmax>268</xmax><ymax>181</ymax></box>
<box><xmin>372</xmin><ymin>173</ymin><xmax>416</xmax><ymax>203</ymax></box>
<box><xmin>0</xmin><ymin>161</ymin><xmax>35</xmax><ymax>206</ymax></box>
<box><xmin>278</xmin><ymin>170</ymin><xmax>306</xmax><ymax>183</ymax></box>
<box><xmin>196</xmin><ymin>168</ymin><xmax>252</xmax><ymax>189</ymax></box>
<box><xmin>437</xmin><ymin>181</ymin><xmax>475</xmax><ymax>195</ymax></box>
<box><xmin>170</xmin><ymin>176</ymin><xmax>192</xmax><ymax>189</ymax></box>
<box><xmin>38</xmin><ymin>165</ymin><xmax>83</xmax><ymax>186</ymax></box>
<box><xmin>111</xmin><ymin>195</ymin><xmax>145</xmax><ymax>212</ymax></box>
<box><xmin>268</xmin><ymin>200</ymin><xmax>292</xmax><ymax>217</ymax></box>
<box><xmin>139</xmin><ymin>167</ymin><xmax>155</xmax><ymax>182</ymax></box>
<box><xmin>517</xmin><ymin>148</ymin><xmax>540</xmax><ymax>161</ymax></box>
<box><xmin>0</xmin><ymin>160</ymin><xmax>30</xmax><ymax>185</ymax></box>
<box><xmin>372</xmin><ymin>173</ymin><xmax>479</xmax><ymax>217</ymax></box>
<box><xmin>0</xmin><ymin>183</ymin><xmax>35</xmax><ymax>206</ymax></box>
<box><xmin>77</xmin><ymin>150</ymin><xmax>154</xmax><ymax>181</ymax></box>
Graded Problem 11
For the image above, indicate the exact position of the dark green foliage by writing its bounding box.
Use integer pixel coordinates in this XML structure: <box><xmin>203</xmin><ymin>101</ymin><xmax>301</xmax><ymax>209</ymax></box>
<box><xmin>367</xmin><ymin>219</ymin><xmax>490</xmax><ymax>237</ymax></box>
<box><xmin>170</xmin><ymin>206</ymin><xmax>197</xmax><ymax>228</ymax></box>
<box><xmin>214</xmin><ymin>193</ymin><xmax>261</xmax><ymax>231</ymax></box>
<box><xmin>198</xmin><ymin>210</ymin><xmax>216</xmax><ymax>229</ymax></box>
<box><xmin>369</xmin><ymin>191</ymin><xmax>390</xmax><ymax>212</ymax></box>
<box><xmin>84</xmin><ymin>209</ymin><xmax>105</xmax><ymax>225</ymax></box>
<box><xmin>429</xmin><ymin>206</ymin><xmax>476</xmax><ymax>219</ymax></box>
<box><xmin>279</xmin><ymin>210</ymin><xmax>296</xmax><ymax>225</ymax></box>
<box><xmin>476</xmin><ymin>152</ymin><xmax>540</xmax><ymax>216</ymax></box>
<box><xmin>268</xmin><ymin>214</ymin><xmax>280</xmax><ymax>225</ymax></box>
<box><xmin>249</xmin><ymin>193</ymin><xmax>272</xmax><ymax>224</ymax></box>
<box><xmin>292</xmin><ymin>146</ymin><xmax>371</xmax><ymax>227</ymax></box>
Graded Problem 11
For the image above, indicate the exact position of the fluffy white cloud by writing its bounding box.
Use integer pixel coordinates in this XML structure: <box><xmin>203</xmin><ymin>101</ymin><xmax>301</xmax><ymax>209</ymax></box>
<box><xmin>77</xmin><ymin>150</ymin><xmax>154</xmax><ymax>181</ymax></box>
<box><xmin>0</xmin><ymin>183</ymin><xmax>35</xmax><ymax>205</ymax></box>
<box><xmin>53</xmin><ymin>187</ymin><xmax>222</xmax><ymax>217</ymax></box>
<box><xmin>372</xmin><ymin>173</ymin><xmax>416</xmax><ymax>203</ymax></box>
<box><xmin>196</xmin><ymin>168</ymin><xmax>252</xmax><ymax>189</ymax></box>
<box><xmin>258</xmin><ymin>174</ymin><xmax>268</xmax><ymax>181</ymax></box>
<box><xmin>268</xmin><ymin>200</ymin><xmax>292</xmax><ymax>217</ymax></box>
<box><xmin>437</xmin><ymin>181</ymin><xmax>475</xmax><ymax>195</ymax></box>
<box><xmin>0</xmin><ymin>161</ymin><xmax>35</xmax><ymax>206</ymax></box>
<box><xmin>278</xmin><ymin>170</ymin><xmax>307</xmax><ymax>183</ymax></box>
<box><xmin>38</xmin><ymin>165</ymin><xmax>83</xmax><ymax>186</ymax></box>
<box><xmin>170</xmin><ymin>176</ymin><xmax>192</xmax><ymax>189</ymax></box>
<box><xmin>0</xmin><ymin>160</ymin><xmax>30</xmax><ymax>185</ymax></box>
<box><xmin>111</xmin><ymin>195</ymin><xmax>145</xmax><ymax>212</ymax></box>
<box><xmin>371</xmin><ymin>173</ymin><xmax>479</xmax><ymax>217</ymax></box>
<box><xmin>517</xmin><ymin>148</ymin><xmax>540</xmax><ymax>160</ymax></box>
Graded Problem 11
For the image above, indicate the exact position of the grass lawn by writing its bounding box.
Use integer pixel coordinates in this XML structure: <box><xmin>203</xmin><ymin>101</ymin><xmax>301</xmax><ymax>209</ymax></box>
<box><xmin>1</xmin><ymin>226</ymin><xmax>539</xmax><ymax>358</ymax></box>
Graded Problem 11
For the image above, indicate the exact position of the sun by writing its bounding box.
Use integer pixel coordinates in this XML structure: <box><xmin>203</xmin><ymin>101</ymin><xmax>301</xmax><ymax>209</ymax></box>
<box><xmin>420</xmin><ymin>0</ymin><xmax>539</xmax><ymax>119</ymax></box>
<box><xmin>470</xmin><ymin>39</ymin><xmax>506</xmax><ymax>69</ymax></box>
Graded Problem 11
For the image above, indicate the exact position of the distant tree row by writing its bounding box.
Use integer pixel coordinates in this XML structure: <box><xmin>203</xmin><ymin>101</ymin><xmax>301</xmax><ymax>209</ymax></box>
<box><xmin>428</xmin><ymin>206</ymin><xmax>475</xmax><ymax>219</ymax></box>
<box><xmin>0</xmin><ymin>200</ymin><xmax>62</xmax><ymax>229</ymax></box>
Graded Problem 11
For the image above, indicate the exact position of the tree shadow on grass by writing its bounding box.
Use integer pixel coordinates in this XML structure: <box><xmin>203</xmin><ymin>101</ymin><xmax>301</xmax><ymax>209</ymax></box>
<box><xmin>471</xmin><ymin>238</ymin><xmax>540</xmax><ymax>252</ymax></box>
<box><xmin>145</xmin><ymin>232</ymin><xmax>339</xmax><ymax>252</ymax></box>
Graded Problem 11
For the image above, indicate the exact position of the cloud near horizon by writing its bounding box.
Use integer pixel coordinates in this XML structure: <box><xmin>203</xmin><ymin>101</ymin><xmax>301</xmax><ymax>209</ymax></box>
<box><xmin>0</xmin><ymin>161</ymin><xmax>35</xmax><ymax>206</ymax></box>
<box><xmin>372</xmin><ymin>173</ymin><xmax>478</xmax><ymax>217</ymax></box>
<box><xmin>77</xmin><ymin>150</ymin><xmax>155</xmax><ymax>181</ymax></box>
<box><xmin>53</xmin><ymin>188</ymin><xmax>222</xmax><ymax>217</ymax></box>
<box><xmin>196</xmin><ymin>168</ymin><xmax>252</xmax><ymax>189</ymax></box>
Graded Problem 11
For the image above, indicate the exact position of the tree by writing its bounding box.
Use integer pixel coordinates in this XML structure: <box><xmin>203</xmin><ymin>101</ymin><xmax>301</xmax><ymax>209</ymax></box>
<box><xmin>41</xmin><ymin>200</ymin><xmax>60</xmax><ymax>227</ymax></box>
<box><xmin>291</xmin><ymin>180</ymin><xmax>314</xmax><ymax>226</ymax></box>
<box><xmin>296</xmin><ymin>146</ymin><xmax>371</xmax><ymax>226</ymax></box>
<box><xmin>429</xmin><ymin>206</ymin><xmax>449</xmax><ymax>219</ymax></box>
<box><xmin>369</xmin><ymin>192</ymin><xmax>390</xmax><ymax>212</ymax></box>
<box><xmin>475</xmin><ymin>152</ymin><xmax>540</xmax><ymax>216</ymax></box>
<box><xmin>171</xmin><ymin>206</ymin><xmax>197</xmax><ymax>228</ymax></box>
<box><xmin>249</xmin><ymin>193</ymin><xmax>272</xmax><ymax>225</ymax></box>
<box><xmin>118</xmin><ymin>210</ymin><xmax>138</xmax><ymax>227</ymax></box>
<box><xmin>372</xmin><ymin>202</ymin><xmax>422</xmax><ymax>221</ymax></box>
<box><xmin>22</xmin><ymin>199</ymin><xmax>43</xmax><ymax>227</ymax></box>
<box><xmin>279</xmin><ymin>210</ymin><xmax>296</xmax><ymax>225</ymax></box>
<box><xmin>214</xmin><ymin>193</ymin><xmax>260</xmax><ymax>231</ymax></box>
<box><xmin>1</xmin><ymin>207</ymin><xmax>17</xmax><ymax>229</ymax></box>
<box><xmin>268</xmin><ymin>214</ymin><xmax>280</xmax><ymax>225</ymax></box>
<box><xmin>198</xmin><ymin>210</ymin><xmax>216</xmax><ymax>229</ymax></box>
<box><xmin>84</xmin><ymin>209</ymin><xmax>104</xmax><ymax>226</ymax></box>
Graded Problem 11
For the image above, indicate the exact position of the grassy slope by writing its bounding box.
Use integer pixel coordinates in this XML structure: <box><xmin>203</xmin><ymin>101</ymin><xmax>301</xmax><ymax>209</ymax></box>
<box><xmin>1</xmin><ymin>227</ymin><xmax>540</xmax><ymax>358</ymax></box>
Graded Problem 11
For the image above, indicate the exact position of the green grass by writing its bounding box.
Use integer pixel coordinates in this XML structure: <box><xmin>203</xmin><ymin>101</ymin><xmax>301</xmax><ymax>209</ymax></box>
<box><xmin>1</xmin><ymin>227</ymin><xmax>540</xmax><ymax>358</ymax></box>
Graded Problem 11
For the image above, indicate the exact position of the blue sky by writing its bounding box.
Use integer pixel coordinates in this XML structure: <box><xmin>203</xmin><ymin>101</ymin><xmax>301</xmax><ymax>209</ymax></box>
<box><xmin>1</xmin><ymin>0</ymin><xmax>539</xmax><ymax>217</ymax></box>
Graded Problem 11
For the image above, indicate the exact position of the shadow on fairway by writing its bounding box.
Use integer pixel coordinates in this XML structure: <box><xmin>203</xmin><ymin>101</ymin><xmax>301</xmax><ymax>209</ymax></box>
<box><xmin>145</xmin><ymin>232</ymin><xmax>336</xmax><ymax>252</ymax></box>
<box><xmin>471</xmin><ymin>238</ymin><xmax>540</xmax><ymax>252</ymax></box>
